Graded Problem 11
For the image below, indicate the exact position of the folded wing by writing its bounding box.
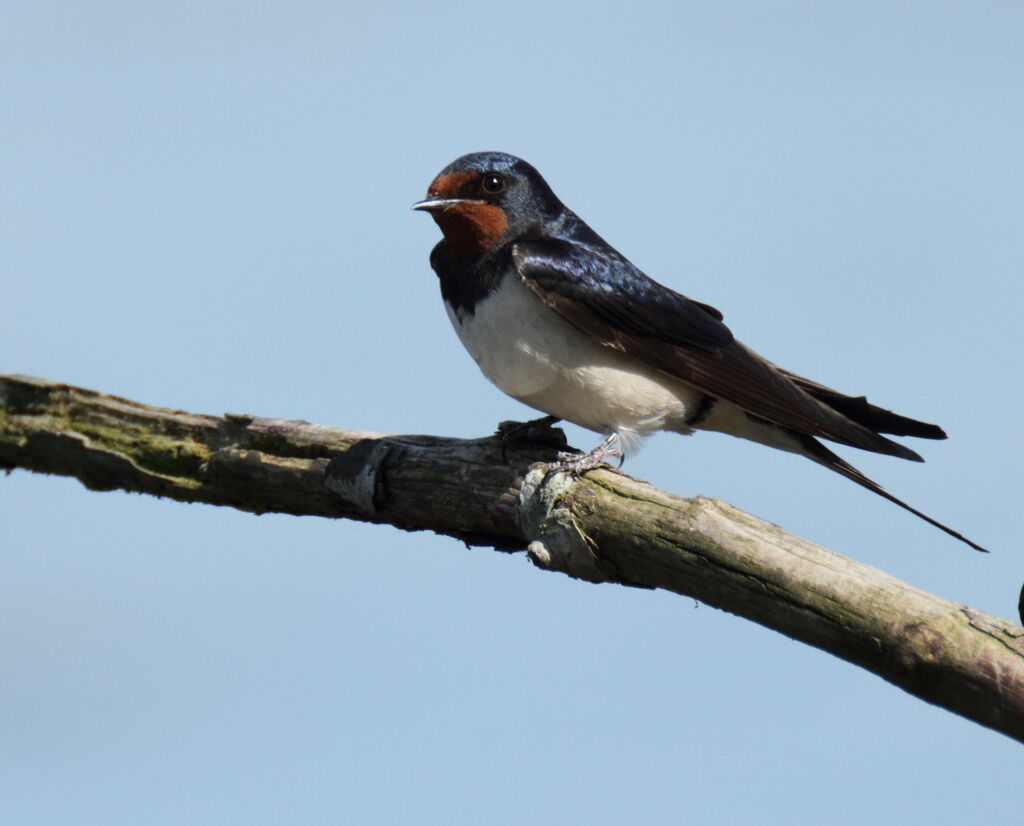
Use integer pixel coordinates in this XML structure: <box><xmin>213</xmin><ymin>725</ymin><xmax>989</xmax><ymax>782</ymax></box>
<box><xmin>512</xmin><ymin>238</ymin><xmax>941</xmax><ymax>460</ymax></box>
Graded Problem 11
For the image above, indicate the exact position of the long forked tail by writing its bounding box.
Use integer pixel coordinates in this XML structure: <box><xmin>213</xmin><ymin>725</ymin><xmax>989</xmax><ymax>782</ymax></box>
<box><xmin>778</xmin><ymin>368</ymin><xmax>948</xmax><ymax>440</ymax></box>
<box><xmin>796</xmin><ymin>435</ymin><xmax>988</xmax><ymax>553</ymax></box>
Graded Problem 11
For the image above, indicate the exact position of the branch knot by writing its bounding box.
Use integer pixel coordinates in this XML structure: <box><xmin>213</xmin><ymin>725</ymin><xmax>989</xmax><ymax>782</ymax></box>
<box><xmin>516</xmin><ymin>466</ymin><xmax>608</xmax><ymax>583</ymax></box>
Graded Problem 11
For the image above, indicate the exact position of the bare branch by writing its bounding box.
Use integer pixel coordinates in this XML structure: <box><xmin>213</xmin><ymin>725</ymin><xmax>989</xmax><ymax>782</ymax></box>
<box><xmin>3</xmin><ymin>373</ymin><xmax>1023</xmax><ymax>743</ymax></box>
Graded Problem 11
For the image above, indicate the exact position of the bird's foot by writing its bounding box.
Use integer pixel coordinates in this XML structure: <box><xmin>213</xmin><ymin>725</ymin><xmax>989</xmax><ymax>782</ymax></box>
<box><xmin>548</xmin><ymin>433</ymin><xmax>624</xmax><ymax>475</ymax></box>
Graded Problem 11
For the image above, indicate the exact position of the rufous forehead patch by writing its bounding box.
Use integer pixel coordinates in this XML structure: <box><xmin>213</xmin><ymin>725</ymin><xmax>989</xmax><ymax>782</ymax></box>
<box><xmin>428</xmin><ymin>171</ymin><xmax>478</xmax><ymax>198</ymax></box>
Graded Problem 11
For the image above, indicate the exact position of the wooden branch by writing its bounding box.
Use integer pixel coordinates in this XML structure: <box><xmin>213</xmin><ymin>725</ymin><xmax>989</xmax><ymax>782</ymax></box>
<box><xmin>3</xmin><ymin>374</ymin><xmax>1023</xmax><ymax>743</ymax></box>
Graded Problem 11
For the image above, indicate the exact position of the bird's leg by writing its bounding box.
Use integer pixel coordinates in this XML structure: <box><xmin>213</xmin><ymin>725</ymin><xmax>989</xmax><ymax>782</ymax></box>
<box><xmin>550</xmin><ymin>433</ymin><xmax>624</xmax><ymax>474</ymax></box>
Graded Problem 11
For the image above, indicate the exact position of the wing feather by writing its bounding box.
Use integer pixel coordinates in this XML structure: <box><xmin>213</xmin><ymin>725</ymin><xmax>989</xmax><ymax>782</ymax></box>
<box><xmin>512</xmin><ymin>238</ymin><xmax>928</xmax><ymax>460</ymax></box>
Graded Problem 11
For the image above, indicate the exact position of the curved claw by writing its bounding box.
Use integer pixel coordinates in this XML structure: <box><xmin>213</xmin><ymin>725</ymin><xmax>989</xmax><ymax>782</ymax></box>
<box><xmin>548</xmin><ymin>433</ymin><xmax>624</xmax><ymax>474</ymax></box>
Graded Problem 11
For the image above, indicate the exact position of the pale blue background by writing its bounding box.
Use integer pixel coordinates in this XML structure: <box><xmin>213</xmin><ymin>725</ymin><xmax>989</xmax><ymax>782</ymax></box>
<box><xmin>2</xmin><ymin>2</ymin><xmax>1022</xmax><ymax>823</ymax></box>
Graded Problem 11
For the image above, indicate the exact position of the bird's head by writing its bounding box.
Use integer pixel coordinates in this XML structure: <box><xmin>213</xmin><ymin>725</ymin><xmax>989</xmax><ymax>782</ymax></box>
<box><xmin>412</xmin><ymin>152</ymin><xmax>564</xmax><ymax>257</ymax></box>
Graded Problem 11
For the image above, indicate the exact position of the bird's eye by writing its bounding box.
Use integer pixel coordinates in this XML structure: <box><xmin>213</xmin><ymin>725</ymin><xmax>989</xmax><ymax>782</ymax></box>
<box><xmin>481</xmin><ymin>173</ymin><xmax>506</xmax><ymax>194</ymax></box>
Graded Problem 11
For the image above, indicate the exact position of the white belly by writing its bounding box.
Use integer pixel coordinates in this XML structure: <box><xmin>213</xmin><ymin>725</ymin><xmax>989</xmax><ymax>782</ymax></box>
<box><xmin>445</xmin><ymin>275</ymin><xmax>705</xmax><ymax>451</ymax></box>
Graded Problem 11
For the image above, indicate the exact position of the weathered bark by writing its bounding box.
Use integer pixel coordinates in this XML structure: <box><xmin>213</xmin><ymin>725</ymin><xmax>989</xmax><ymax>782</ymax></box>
<box><xmin>2</xmin><ymin>373</ymin><xmax>1022</xmax><ymax>743</ymax></box>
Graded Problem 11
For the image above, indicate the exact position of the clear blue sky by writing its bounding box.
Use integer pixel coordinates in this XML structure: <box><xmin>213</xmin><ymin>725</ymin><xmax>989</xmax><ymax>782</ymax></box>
<box><xmin>3</xmin><ymin>3</ymin><xmax>1022</xmax><ymax>823</ymax></box>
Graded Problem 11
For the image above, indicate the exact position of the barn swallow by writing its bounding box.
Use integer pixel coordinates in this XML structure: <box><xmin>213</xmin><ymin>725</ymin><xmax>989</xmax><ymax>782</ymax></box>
<box><xmin>412</xmin><ymin>151</ymin><xmax>987</xmax><ymax>552</ymax></box>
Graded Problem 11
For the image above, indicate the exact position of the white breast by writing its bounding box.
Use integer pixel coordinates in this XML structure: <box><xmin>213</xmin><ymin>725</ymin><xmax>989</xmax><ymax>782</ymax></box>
<box><xmin>445</xmin><ymin>274</ymin><xmax>705</xmax><ymax>451</ymax></box>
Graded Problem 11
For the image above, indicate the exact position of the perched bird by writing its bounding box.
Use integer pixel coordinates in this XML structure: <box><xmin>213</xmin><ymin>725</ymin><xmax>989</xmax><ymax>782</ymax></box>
<box><xmin>412</xmin><ymin>151</ymin><xmax>986</xmax><ymax>552</ymax></box>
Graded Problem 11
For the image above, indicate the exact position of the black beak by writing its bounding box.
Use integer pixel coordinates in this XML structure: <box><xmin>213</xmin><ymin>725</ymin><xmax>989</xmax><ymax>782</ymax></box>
<box><xmin>411</xmin><ymin>197</ymin><xmax>480</xmax><ymax>213</ymax></box>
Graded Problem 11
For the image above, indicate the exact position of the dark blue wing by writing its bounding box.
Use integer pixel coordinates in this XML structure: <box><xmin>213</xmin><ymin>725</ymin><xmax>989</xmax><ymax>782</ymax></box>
<box><xmin>512</xmin><ymin>238</ymin><xmax>927</xmax><ymax>459</ymax></box>
<box><xmin>512</xmin><ymin>238</ymin><xmax>733</xmax><ymax>353</ymax></box>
